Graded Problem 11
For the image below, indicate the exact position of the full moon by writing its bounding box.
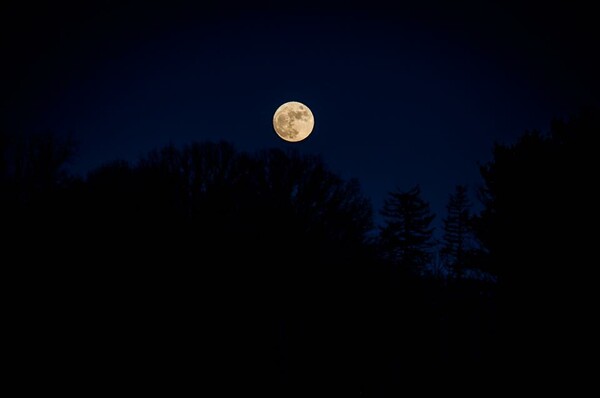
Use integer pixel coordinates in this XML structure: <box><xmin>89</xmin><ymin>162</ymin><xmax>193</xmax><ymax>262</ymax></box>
<box><xmin>273</xmin><ymin>101</ymin><xmax>315</xmax><ymax>142</ymax></box>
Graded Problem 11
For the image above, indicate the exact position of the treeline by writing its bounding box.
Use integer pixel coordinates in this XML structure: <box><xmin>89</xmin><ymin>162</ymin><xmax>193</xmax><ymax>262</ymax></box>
<box><xmin>2</xmin><ymin>106</ymin><xmax>596</xmax><ymax>393</ymax></box>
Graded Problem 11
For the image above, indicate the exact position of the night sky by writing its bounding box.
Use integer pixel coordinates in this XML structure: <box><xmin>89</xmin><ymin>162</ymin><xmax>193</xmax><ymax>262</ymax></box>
<box><xmin>2</xmin><ymin>0</ymin><xmax>598</xmax><ymax>225</ymax></box>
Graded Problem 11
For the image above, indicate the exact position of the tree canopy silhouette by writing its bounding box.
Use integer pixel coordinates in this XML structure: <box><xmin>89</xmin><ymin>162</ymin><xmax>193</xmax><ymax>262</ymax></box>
<box><xmin>379</xmin><ymin>184</ymin><xmax>435</xmax><ymax>273</ymax></box>
<box><xmin>476</xmin><ymin>106</ymin><xmax>598</xmax><ymax>281</ymax></box>
<box><xmin>441</xmin><ymin>184</ymin><xmax>475</xmax><ymax>278</ymax></box>
<box><xmin>6</xmin><ymin>139</ymin><xmax>384</xmax><ymax>394</ymax></box>
<box><xmin>475</xmin><ymin>106</ymin><xmax>598</xmax><ymax>377</ymax></box>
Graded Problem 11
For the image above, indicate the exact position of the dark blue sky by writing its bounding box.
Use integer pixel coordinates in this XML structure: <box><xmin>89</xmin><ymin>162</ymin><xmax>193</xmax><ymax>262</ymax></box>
<box><xmin>2</xmin><ymin>0</ymin><xmax>598</xmax><ymax>226</ymax></box>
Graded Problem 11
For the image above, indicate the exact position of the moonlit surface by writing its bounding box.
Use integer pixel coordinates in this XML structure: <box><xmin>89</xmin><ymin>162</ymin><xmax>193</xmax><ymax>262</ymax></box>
<box><xmin>273</xmin><ymin>101</ymin><xmax>315</xmax><ymax>142</ymax></box>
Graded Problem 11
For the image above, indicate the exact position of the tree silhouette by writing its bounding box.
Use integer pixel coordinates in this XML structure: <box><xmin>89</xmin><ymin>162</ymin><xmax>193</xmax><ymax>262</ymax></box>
<box><xmin>379</xmin><ymin>184</ymin><xmax>435</xmax><ymax>273</ymax></box>
<box><xmin>475</xmin><ymin>106</ymin><xmax>598</xmax><ymax>377</ymax></box>
<box><xmin>44</xmin><ymin>139</ymin><xmax>385</xmax><ymax>394</ymax></box>
<box><xmin>1</xmin><ymin>130</ymin><xmax>505</xmax><ymax>392</ymax></box>
<box><xmin>1</xmin><ymin>131</ymin><xmax>78</xmax><ymax>253</ymax></box>
<box><xmin>441</xmin><ymin>184</ymin><xmax>473</xmax><ymax>278</ymax></box>
<box><xmin>0</xmin><ymin>131</ymin><xmax>76</xmax><ymax>201</ymax></box>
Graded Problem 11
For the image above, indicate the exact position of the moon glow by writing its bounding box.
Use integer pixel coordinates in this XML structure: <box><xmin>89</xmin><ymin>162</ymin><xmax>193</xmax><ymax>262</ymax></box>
<box><xmin>273</xmin><ymin>101</ymin><xmax>315</xmax><ymax>142</ymax></box>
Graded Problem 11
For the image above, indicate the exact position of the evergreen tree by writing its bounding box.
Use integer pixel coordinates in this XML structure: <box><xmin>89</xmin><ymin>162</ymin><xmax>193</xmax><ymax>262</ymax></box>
<box><xmin>441</xmin><ymin>185</ymin><xmax>472</xmax><ymax>277</ymax></box>
<box><xmin>474</xmin><ymin>106</ymin><xmax>599</xmax><ymax>375</ymax></box>
<box><xmin>379</xmin><ymin>185</ymin><xmax>435</xmax><ymax>272</ymax></box>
